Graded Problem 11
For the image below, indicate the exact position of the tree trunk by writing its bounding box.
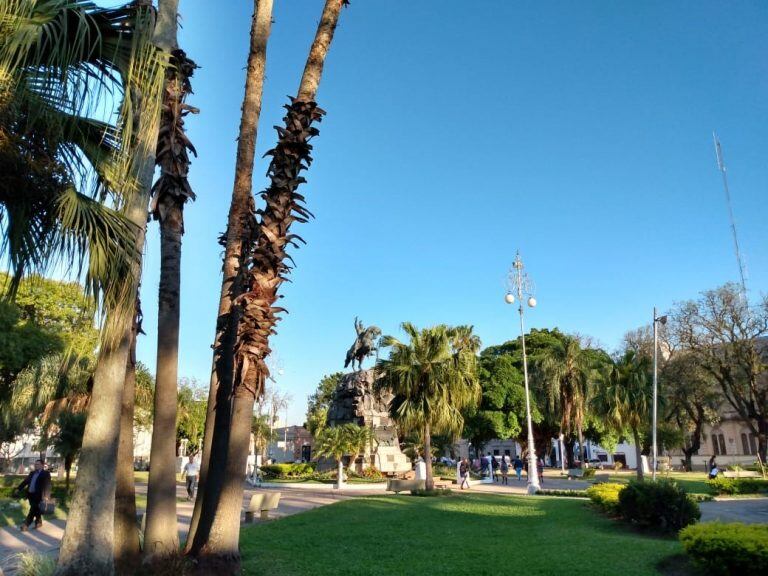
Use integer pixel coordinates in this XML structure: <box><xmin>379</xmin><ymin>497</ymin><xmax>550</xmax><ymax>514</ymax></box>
<box><xmin>564</xmin><ymin>437</ymin><xmax>575</xmax><ymax>469</ymax></box>
<box><xmin>115</xmin><ymin>317</ymin><xmax>141</xmax><ymax>576</ymax></box>
<box><xmin>144</xmin><ymin>207</ymin><xmax>183</xmax><ymax>558</ymax></box>
<box><xmin>185</xmin><ymin>0</ymin><xmax>273</xmax><ymax>552</ymax></box>
<box><xmin>758</xmin><ymin>418</ymin><xmax>767</xmax><ymax>464</ymax></box>
<box><xmin>632</xmin><ymin>427</ymin><xmax>644</xmax><ymax>481</ymax></box>
<box><xmin>64</xmin><ymin>456</ymin><xmax>72</xmax><ymax>490</ymax></box>
<box><xmin>55</xmin><ymin>3</ymin><xmax>173</xmax><ymax>573</ymax></box>
<box><xmin>424</xmin><ymin>422</ymin><xmax>434</xmax><ymax>491</ymax></box>
<box><xmin>577</xmin><ymin>426</ymin><xmax>585</xmax><ymax>467</ymax></box>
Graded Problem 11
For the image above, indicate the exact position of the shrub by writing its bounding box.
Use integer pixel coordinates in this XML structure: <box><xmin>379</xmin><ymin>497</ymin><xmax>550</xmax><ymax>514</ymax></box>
<box><xmin>586</xmin><ymin>482</ymin><xmax>624</xmax><ymax>513</ymax></box>
<box><xmin>410</xmin><ymin>488</ymin><xmax>452</xmax><ymax>497</ymax></box>
<box><xmin>13</xmin><ymin>551</ymin><xmax>56</xmax><ymax>576</ymax></box>
<box><xmin>707</xmin><ymin>477</ymin><xmax>768</xmax><ymax>495</ymax></box>
<box><xmin>352</xmin><ymin>466</ymin><xmax>385</xmax><ymax>480</ymax></box>
<box><xmin>613</xmin><ymin>461</ymin><xmax>624</xmax><ymax>471</ymax></box>
<box><xmin>536</xmin><ymin>489</ymin><xmax>588</xmax><ymax>498</ymax></box>
<box><xmin>680</xmin><ymin>522</ymin><xmax>768</xmax><ymax>576</ymax></box>
<box><xmin>582</xmin><ymin>468</ymin><xmax>596</xmax><ymax>479</ymax></box>
<box><xmin>260</xmin><ymin>463</ymin><xmax>315</xmax><ymax>479</ymax></box>
<box><xmin>618</xmin><ymin>479</ymin><xmax>700</xmax><ymax>532</ymax></box>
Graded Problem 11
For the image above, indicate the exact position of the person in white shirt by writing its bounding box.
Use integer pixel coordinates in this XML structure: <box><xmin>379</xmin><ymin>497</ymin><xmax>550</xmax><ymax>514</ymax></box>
<box><xmin>183</xmin><ymin>455</ymin><xmax>200</xmax><ymax>501</ymax></box>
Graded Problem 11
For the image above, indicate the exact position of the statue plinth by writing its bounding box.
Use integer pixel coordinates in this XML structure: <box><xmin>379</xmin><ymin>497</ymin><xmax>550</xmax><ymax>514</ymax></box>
<box><xmin>326</xmin><ymin>369</ymin><xmax>410</xmax><ymax>475</ymax></box>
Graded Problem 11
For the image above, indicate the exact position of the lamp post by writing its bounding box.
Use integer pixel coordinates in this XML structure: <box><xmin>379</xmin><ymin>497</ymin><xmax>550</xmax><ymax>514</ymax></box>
<box><xmin>652</xmin><ymin>307</ymin><xmax>667</xmax><ymax>481</ymax></box>
<box><xmin>506</xmin><ymin>251</ymin><xmax>540</xmax><ymax>494</ymax></box>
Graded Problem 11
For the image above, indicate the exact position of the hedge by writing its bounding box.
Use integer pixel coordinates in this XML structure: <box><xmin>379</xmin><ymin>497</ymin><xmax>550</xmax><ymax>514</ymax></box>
<box><xmin>707</xmin><ymin>477</ymin><xmax>768</xmax><ymax>495</ymax></box>
<box><xmin>680</xmin><ymin>522</ymin><xmax>768</xmax><ymax>575</ymax></box>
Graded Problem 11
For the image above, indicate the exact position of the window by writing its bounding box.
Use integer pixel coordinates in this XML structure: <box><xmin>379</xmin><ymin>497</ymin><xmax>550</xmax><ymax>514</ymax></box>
<box><xmin>504</xmin><ymin>449</ymin><xmax>511</xmax><ymax>456</ymax></box>
<box><xmin>742</xmin><ymin>433</ymin><xmax>758</xmax><ymax>455</ymax></box>
<box><xmin>712</xmin><ymin>433</ymin><xmax>726</xmax><ymax>455</ymax></box>
<box><xmin>749</xmin><ymin>434</ymin><xmax>758</xmax><ymax>455</ymax></box>
<box><xmin>493</xmin><ymin>449</ymin><xmax>500</xmax><ymax>456</ymax></box>
<box><xmin>712</xmin><ymin>436</ymin><xmax>720</xmax><ymax>455</ymax></box>
<box><xmin>718</xmin><ymin>434</ymin><xmax>726</xmax><ymax>455</ymax></box>
<box><xmin>742</xmin><ymin>433</ymin><xmax>750</xmax><ymax>455</ymax></box>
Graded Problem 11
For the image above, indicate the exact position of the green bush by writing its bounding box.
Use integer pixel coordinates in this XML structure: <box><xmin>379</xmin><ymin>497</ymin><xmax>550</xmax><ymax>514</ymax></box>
<box><xmin>260</xmin><ymin>463</ymin><xmax>315</xmax><ymax>479</ymax></box>
<box><xmin>351</xmin><ymin>467</ymin><xmax>385</xmax><ymax>480</ymax></box>
<box><xmin>536</xmin><ymin>489</ymin><xmax>588</xmax><ymax>498</ymax></box>
<box><xmin>618</xmin><ymin>479</ymin><xmax>700</xmax><ymax>532</ymax></box>
<box><xmin>586</xmin><ymin>482</ymin><xmax>624</xmax><ymax>513</ymax></box>
<box><xmin>680</xmin><ymin>522</ymin><xmax>768</xmax><ymax>575</ymax></box>
<box><xmin>410</xmin><ymin>488</ymin><xmax>452</xmax><ymax>497</ymax></box>
<box><xmin>707</xmin><ymin>477</ymin><xmax>768</xmax><ymax>495</ymax></box>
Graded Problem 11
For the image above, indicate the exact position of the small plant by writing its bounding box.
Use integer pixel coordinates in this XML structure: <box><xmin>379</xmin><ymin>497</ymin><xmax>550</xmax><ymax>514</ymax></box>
<box><xmin>536</xmin><ymin>489</ymin><xmax>588</xmax><ymax>498</ymax></box>
<box><xmin>680</xmin><ymin>522</ymin><xmax>768</xmax><ymax>575</ymax></box>
<box><xmin>613</xmin><ymin>461</ymin><xmax>624</xmax><ymax>471</ymax></box>
<box><xmin>582</xmin><ymin>468</ymin><xmax>596</xmax><ymax>479</ymax></box>
<box><xmin>586</xmin><ymin>482</ymin><xmax>624</xmax><ymax>513</ymax></box>
<box><xmin>618</xmin><ymin>479</ymin><xmax>700</xmax><ymax>532</ymax></box>
<box><xmin>260</xmin><ymin>463</ymin><xmax>315</xmax><ymax>479</ymax></box>
<box><xmin>13</xmin><ymin>551</ymin><xmax>56</xmax><ymax>576</ymax></box>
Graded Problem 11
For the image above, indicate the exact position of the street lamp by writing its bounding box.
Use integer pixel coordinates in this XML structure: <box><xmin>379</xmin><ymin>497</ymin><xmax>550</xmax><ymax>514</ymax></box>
<box><xmin>652</xmin><ymin>307</ymin><xmax>667</xmax><ymax>481</ymax></box>
<box><xmin>506</xmin><ymin>251</ymin><xmax>540</xmax><ymax>494</ymax></box>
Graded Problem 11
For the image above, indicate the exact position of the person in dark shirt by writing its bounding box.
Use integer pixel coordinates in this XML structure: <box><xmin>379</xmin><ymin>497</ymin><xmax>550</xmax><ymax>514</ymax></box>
<box><xmin>14</xmin><ymin>459</ymin><xmax>52</xmax><ymax>531</ymax></box>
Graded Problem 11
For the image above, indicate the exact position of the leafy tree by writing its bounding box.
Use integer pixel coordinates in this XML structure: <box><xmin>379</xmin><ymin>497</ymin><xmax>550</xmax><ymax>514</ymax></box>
<box><xmin>49</xmin><ymin>411</ymin><xmax>87</xmax><ymax>490</ymax></box>
<box><xmin>251</xmin><ymin>414</ymin><xmax>276</xmax><ymax>460</ymax></box>
<box><xmin>176</xmin><ymin>380</ymin><xmax>207</xmax><ymax>455</ymax></box>
<box><xmin>463</xmin><ymin>355</ymin><xmax>526</xmax><ymax>455</ymax></box>
<box><xmin>347</xmin><ymin>424</ymin><xmax>377</xmax><ymax>472</ymax></box>
<box><xmin>377</xmin><ymin>323</ymin><xmax>480</xmax><ymax>490</ymax></box>
<box><xmin>314</xmin><ymin>423</ymin><xmax>357</xmax><ymax>488</ymax></box>
<box><xmin>305</xmin><ymin>372</ymin><xmax>342</xmax><ymax>435</ymax></box>
<box><xmin>671</xmin><ymin>284</ymin><xmax>768</xmax><ymax>461</ymax></box>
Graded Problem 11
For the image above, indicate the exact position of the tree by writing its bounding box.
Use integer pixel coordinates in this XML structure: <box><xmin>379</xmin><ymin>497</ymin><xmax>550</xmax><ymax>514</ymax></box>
<box><xmin>177</xmin><ymin>380</ymin><xmax>207</xmax><ymax>454</ymax></box>
<box><xmin>251</xmin><ymin>414</ymin><xmax>276</xmax><ymax>460</ymax></box>
<box><xmin>49</xmin><ymin>411</ymin><xmax>87</xmax><ymax>489</ymax></box>
<box><xmin>188</xmin><ymin>2</ymin><xmax>348</xmax><ymax>567</ymax></box>
<box><xmin>377</xmin><ymin>323</ymin><xmax>480</xmax><ymax>490</ymax></box>
<box><xmin>672</xmin><ymin>284</ymin><xmax>768</xmax><ymax>461</ymax></box>
<box><xmin>463</xmin><ymin>355</ymin><xmax>526</xmax><ymax>456</ymax></box>
<box><xmin>347</xmin><ymin>423</ymin><xmax>376</xmax><ymax>473</ymax></box>
<box><xmin>535</xmin><ymin>335</ymin><xmax>594</xmax><ymax>467</ymax></box>
<box><xmin>144</xmin><ymin>0</ymin><xmax>198</xmax><ymax>558</ymax></box>
<box><xmin>314</xmin><ymin>424</ymin><xmax>357</xmax><ymax>488</ymax></box>
<box><xmin>305</xmin><ymin>372</ymin><xmax>342</xmax><ymax>435</ymax></box>
<box><xmin>595</xmin><ymin>351</ymin><xmax>652</xmax><ymax>480</ymax></box>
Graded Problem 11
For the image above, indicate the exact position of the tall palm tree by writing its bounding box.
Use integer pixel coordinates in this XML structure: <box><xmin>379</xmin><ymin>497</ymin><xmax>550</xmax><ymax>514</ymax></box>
<box><xmin>187</xmin><ymin>1</ymin><xmax>348</xmax><ymax>567</ymax></box>
<box><xmin>314</xmin><ymin>424</ymin><xmax>357</xmax><ymax>488</ymax></box>
<box><xmin>143</xmin><ymin>0</ymin><xmax>197</xmax><ymax>560</ymax></box>
<box><xmin>377</xmin><ymin>323</ymin><xmax>481</xmax><ymax>490</ymax></box>
<box><xmin>536</xmin><ymin>335</ymin><xmax>593</xmax><ymax>467</ymax></box>
<box><xmin>595</xmin><ymin>350</ymin><xmax>651</xmax><ymax>480</ymax></box>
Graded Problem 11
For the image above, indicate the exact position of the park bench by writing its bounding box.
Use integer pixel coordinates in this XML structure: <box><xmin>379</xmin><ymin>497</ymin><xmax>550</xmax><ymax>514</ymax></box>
<box><xmin>433</xmin><ymin>477</ymin><xmax>450</xmax><ymax>490</ymax></box>
<box><xmin>386</xmin><ymin>479</ymin><xmax>425</xmax><ymax>494</ymax></box>
<box><xmin>567</xmin><ymin>469</ymin><xmax>584</xmax><ymax>480</ymax></box>
<box><xmin>721</xmin><ymin>470</ymin><xmax>762</xmax><ymax>479</ymax></box>
<box><xmin>244</xmin><ymin>491</ymin><xmax>281</xmax><ymax>522</ymax></box>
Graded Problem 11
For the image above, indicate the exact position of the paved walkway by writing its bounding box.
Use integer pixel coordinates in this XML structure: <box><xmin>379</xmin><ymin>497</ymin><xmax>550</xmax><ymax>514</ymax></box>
<box><xmin>700</xmin><ymin>498</ymin><xmax>768</xmax><ymax>524</ymax></box>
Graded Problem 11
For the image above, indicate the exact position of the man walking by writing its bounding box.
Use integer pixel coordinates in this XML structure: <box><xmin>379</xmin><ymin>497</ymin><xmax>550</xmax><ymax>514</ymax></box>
<box><xmin>183</xmin><ymin>454</ymin><xmax>200</xmax><ymax>501</ymax></box>
<box><xmin>14</xmin><ymin>460</ymin><xmax>51</xmax><ymax>531</ymax></box>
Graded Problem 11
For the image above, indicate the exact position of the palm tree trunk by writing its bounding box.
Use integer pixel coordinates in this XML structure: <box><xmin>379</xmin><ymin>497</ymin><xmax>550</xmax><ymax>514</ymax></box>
<box><xmin>115</xmin><ymin>313</ymin><xmax>141</xmax><ymax>576</ymax></box>
<box><xmin>145</xmin><ymin>0</ymin><xmax>192</xmax><ymax>558</ymax></box>
<box><xmin>188</xmin><ymin>1</ymin><xmax>346</xmax><ymax>568</ymax></box>
<box><xmin>578</xmin><ymin>426</ymin><xmax>585</xmax><ymax>468</ymax></box>
<box><xmin>632</xmin><ymin>427</ymin><xmax>644</xmax><ymax>481</ymax></box>
<box><xmin>337</xmin><ymin>458</ymin><xmax>345</xmax><ymax>489</ymax></box>
<box><xmin>56</xmin><ymin>3</ymin><xmax>175</xmax><ymax>571</ymax></box>
<box><xmin>64</xmin><ymin>456</ymin><xmax>72</xmax><ymax>490</ymax></box>
<box><xmin>185</xmin><ymin>0</ymin><xmax>274</xmax><ymax>555</ymax></box>
<box><xmin>424</xmin><ymin>422</ymin><xmax>434</xmax><ymax>491</ymax></box>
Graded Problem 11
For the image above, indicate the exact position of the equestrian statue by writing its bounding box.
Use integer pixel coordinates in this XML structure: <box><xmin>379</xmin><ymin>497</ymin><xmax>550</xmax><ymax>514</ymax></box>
<box><xmin>344</xmin><ymin>317</ymin><xmax>381</xmax><ymax>371</ymax></box>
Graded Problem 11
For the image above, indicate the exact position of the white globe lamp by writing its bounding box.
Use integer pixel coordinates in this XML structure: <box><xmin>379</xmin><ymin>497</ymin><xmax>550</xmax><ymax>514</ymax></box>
<box><xmin>504</xmin><ymin>293</ymin><xmax>515</xmax><ymax>304</ymax></box>
<box><xmin>527</xmin><ymin>297</ymin><xmax>537</xmax><ymax>308</ymax></box>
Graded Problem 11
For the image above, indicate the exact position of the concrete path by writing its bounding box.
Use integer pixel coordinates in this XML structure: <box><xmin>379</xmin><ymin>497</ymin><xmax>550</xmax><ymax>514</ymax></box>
<box><xmin>700</xmin><ymin>498</ymin><xmax>768</xmax><ymax>524</ymax></box>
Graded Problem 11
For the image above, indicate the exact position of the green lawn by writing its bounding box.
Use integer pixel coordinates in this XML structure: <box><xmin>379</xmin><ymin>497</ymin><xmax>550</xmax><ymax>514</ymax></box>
<box><xmin>240</xmin><ymin>493</ymin><xmax>684</xmax><ymax>576</ymax></box>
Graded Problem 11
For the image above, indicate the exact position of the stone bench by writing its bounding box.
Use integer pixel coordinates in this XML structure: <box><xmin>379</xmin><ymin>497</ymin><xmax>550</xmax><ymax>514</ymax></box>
<box><xmin>245</xmin><ymin>492</ymin><xmax>281</xmax><ymax>522</ymax></box>
<box><xmin>386</xmin><ymin>479</ymin><xmax>425</xmax><ymax>494</ymax></box>
<box><xmin>721</xmin><ymin>470</ymin><xmax>762</xmax><ymax>479</ymax></box>
<box><xmin>567</xmin><ymin>469</ymin><xmax>584</xmax><ymax>480</ymax></box>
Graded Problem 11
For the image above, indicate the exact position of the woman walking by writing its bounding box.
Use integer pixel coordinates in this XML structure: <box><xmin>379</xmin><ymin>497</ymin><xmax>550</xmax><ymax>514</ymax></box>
<box><xmin>459</xmin><ymin>458</ymin><xmax>471</xmax><ymax>490</ymax></box>
<box><xmin>500</xmin><ymin>456</ymin><xmax>509</xmax><ymax>485</ymax></box>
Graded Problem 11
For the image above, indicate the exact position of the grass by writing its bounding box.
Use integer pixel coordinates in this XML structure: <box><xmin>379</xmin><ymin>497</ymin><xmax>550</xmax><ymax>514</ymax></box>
<box><xmin>600</xmin><ymin>471</ymin><xmax>714</xmax><ymax>495</ymax></box>
<box><xmin>240</xmin><ymin>493</ymin><xmax>683</xmax><ymax>576</ymax></box>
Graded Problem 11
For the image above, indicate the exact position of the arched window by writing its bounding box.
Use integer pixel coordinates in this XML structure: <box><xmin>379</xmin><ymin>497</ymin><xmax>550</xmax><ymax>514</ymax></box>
<box><xmin>712</xmin><ymin>434</ymin><xmax>720</xmax><ymax>455</ymax></box>
<box><xmin>718</xmin><ymin>434</ymin><xmax>726</xmax><ymax>455</ymax></box>
<box><xmin>749</xmin><ymin>434</ymin><xmax>758</xmax><ymax>455</ymax></box>
<box><xmin>741</xmin><ymin>433</ymin><xmax>750</xmax><ymax>455</ymax></box>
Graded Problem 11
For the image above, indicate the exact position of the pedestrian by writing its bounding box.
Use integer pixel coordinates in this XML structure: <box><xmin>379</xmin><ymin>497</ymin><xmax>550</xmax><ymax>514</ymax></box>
<box><xmin>14</xmin><ymin>459</ymin><xmax>51</xmax><ymax>531</ymax></box>
<box><xmin>459</xmin><ymin>458</ymin><xmax>470</xmax><ymax>490</ymax></box>
<box><xmin>513</xmin><ymin>456</ymin><xmax>524</xmax><ymax>481</ymax></box>
<box><xmin>500</xmin><ymin>456</ymin><xmax>509</xmax><ymax>485</ymax></box>
<box><xmin>537</xmin><ymin>456</ymin><xmax>545</xmax><ymax>486</ymax></box>
<box><xmin>183</xmin><ymin>454</ymin><xmax>200</xmax><ymax>501</ymax></box>
<box><xmin>491</xmin><ymin>455</ymin><xmax>500</xmax><ymax>482</ymax></box>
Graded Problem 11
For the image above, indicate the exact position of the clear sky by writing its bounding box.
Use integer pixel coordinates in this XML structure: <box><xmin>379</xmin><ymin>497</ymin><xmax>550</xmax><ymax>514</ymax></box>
<box><xmin>132</xmin><ymin>0</ymin><xmax>767</xmax><ymax>426</ymax></box>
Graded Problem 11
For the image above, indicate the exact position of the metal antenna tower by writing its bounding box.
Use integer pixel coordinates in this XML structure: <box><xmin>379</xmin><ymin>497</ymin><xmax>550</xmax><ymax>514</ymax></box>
<box><xmin>713</xmin><ymin>132</ymin><xmax>748</xmax><ymax>299</ymax></box>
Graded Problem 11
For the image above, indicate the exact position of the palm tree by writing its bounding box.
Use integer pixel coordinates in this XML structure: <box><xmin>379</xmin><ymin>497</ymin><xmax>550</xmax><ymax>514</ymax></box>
<box><xmin>377</xmin><ymin>323</ymin><xmax>481</xmax><ymax>490</ymax></box>
<box><xmin>535</xmin><ymin>335</ymin><xmax>593</xmax><ymax>467</ymax></box>
<box><xmin>187</xmin><ymin>1</ymin><xmax>348</xmax><ymax>566</ymax></box>
<box><xmin>347</xmin><ymin>424</ymin><xmax>377</xmax><ymax>474</ymax></box>
<box><xmin>595</xmin><ymin>351</ymin><xmax>651</xmax><ymax>480</ymax></box>
<box><xmin>144</xmin><ymin>1</ymin><xmax>198</xmax><ymax>558</ymax></box>
<box><xmin>49</xmin><ymin>411</ymin><xmax>87</xmax><ymax>490</ymax></box>
<box><xmin>314</xmin><ymin>424</ymin><xmax>357</xmax><ymax>488</ymax></box>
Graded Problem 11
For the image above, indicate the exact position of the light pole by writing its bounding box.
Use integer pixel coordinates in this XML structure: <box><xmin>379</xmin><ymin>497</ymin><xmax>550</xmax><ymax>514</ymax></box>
<box><xmin>652</xmin><ymin>307</ymin><xmax>667</xmax><ymax>481</ymax></box>
<box><xmin>506</xmin><ymin>251</ymin><xmax>540</xmax><ymax>494</ymax></box>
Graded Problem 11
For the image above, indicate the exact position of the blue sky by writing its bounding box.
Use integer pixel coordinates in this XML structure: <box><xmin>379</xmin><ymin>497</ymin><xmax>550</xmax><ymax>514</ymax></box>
<box><xmin>132</xmin><ymin>0</ymin><xmax>767</xmax><ymax>425</ymax></box>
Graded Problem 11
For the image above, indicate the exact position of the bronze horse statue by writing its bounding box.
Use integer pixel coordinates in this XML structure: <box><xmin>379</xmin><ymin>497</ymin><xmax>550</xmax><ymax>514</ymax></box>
<box><xmin>344</xmin><ymin>317</ymin><xmax>381</xmax><ymax>371</ymax></box>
